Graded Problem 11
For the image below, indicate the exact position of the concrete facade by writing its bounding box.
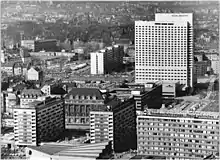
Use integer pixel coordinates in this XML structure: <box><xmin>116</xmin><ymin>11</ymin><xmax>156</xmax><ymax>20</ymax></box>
<box><xmin>135</xmin><ymin>13</ymin><xmax>194</xmax><ymax>88</ymax></box>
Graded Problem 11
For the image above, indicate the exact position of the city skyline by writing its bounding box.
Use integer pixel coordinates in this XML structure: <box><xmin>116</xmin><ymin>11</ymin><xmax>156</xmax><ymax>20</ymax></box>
<box><xmin>1</xmin><ymin>1</ymin><xmax>219</xmax><ymax>160</ymax></box>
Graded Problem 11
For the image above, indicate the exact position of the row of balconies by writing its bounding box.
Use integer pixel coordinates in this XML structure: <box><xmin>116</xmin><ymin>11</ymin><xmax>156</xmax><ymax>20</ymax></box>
<box><xmin>138</xmin><ymin>145</ymin><xmax>217</xmax><ymax>154</ymax></box>
<box><xmin>137</xmin><ymin>136</ymin><xmax>218</xmax><ymax>145</ymax></box>
<box><xmin>137</xmin><ymin>120</ymin><xmax>218</xmax><ymax>127</ymax></box>
<box><xmin>138</xmin><ymin>125</ymin><xmax>218</xmax><ymax>134</ymax></box>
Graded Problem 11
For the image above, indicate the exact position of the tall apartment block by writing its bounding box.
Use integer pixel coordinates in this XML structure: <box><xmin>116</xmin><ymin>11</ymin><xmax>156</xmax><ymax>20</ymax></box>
<box><xmin>90</xmin><ymin>45</ymin><xmax>124</xmax><ymax>74</ymax></box>
<box><xmin>90</xmin><ymin>98</ymin><xmax>137</xmax><ymax>153</ymax></box>
<box><xmin>14</xmin><ymin>97</ymin><xmax>65</xmax><ymax>146</ymax></box>
<box><xmin>136</xmin><ymin>103</ymin><xmax>219</xmax><ymax>159</ymax></box>
<box><xmin>90</xmin><ymin>111</ymin><xmax>113</xmax><ymax>144</ymax></box>
<box><xmin>135</xmin><ymin>13</ymin><xmax>194</xmax><ymax>88</ymax></box>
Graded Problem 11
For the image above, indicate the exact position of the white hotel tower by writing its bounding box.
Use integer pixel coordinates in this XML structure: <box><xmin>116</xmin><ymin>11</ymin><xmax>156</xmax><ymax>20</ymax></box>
<box><xmin>135</xmin><ymin>13</ymin><xmax>194</xmax><ymax>88</ymax></box>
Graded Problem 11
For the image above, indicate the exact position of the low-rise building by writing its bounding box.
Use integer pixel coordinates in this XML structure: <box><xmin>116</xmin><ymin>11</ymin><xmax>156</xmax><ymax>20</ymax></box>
<box><xmin>14</xmin><ymin>97</ymin><xmax>65</xmax><ymax>146</ymax></box>
<box><xmin>41</xmin><ymin>83</ymin><xmax>67</xmax><ymax>98</ymax></box>
<box><xmin>1</xmin><ymin>63</ymin><xmax>18</xmax><ymax>75</ymax></box>
<box><xmin>194</xmin><ymin>61</ymin><xmax>211</xmax><ymax>77</ymax></box>
<box><xmin>29</xmin><ymin>51</ymin><xmax>75</xmax><ymax>57</ymax></box>
<box><xmin>203</xmin><ymin>53</ymin><xmax>219</xmax><ymax>74</ymax></box>
<box><xmin>20</xmin><ymin>89</ymin><xmax>45</xmax><ymax>107</ymax></box>
<box><xmin>162</xmin><ymin>81</ymin><xmax>179</xmax><ymax>101</ymax></box>
<box><xmin>27</xmin><ymin>67</ymin><xmax>43</xmax><ymax>81</ymax></box>
<box><xmin>34</xmin><ymin>39</ymin><xmax>58</xmax><ymax>52</ymax></box>
<box><xmin>20</xmin><ymin>48</ymin><xmax>32</xmax><ymax>64</ymax></box>
<box><xmin>25</xmin><ymin>141</ymin><xmax>113</xmax><ymax>160</ymax></box>
<box><xmin>132</xmin><ymin>83</ymin><xmax>162</xmax><ymax>111</ymax></box>
<box><xmin>21</xmin><ymin>40</ymin><xmax>35</xmax><ymax>51</ymax></box>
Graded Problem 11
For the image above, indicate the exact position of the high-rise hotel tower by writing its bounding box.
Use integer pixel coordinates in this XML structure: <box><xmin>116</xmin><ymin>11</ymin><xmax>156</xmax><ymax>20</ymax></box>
<box><xmin>135</xmin><ymin>13</ymin><xmax>194</xmax><ymax>88</ymax></box>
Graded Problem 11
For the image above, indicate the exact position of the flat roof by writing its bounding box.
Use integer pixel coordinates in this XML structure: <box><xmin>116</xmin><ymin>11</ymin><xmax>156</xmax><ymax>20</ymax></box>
<box><xmin>135</xmin><ymin>21</ymin><xmax>187</xmax><ymax>26</ymax></box>
<box><xmin>130</xmin><ymin>155</ymin><xmax>166</xmax><ymax>159</ymax></box>
<box><xmin>201</xmin><ymin>102</ymin><xmax>219</xmax><ymax>112</ymax></box>
<box><xmin>14</xmin><ymin>98</ymin><xmax>62</xmax><ymax>110</ymax></box>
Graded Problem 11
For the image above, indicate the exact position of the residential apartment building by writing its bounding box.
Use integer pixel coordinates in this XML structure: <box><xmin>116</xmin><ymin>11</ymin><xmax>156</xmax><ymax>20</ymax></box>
<box><xmin>14</xmin><ymin>97</ymin><xmax>65</xmax><ymax>146</ymax></box>
<box><xmin>113</xmin><ymin>98</ymin><xmax>137</xmax><ymax>152</ymax></box>
<box><xmin>90</xmin><ymin>111</ymin><xmax>113</xmax><ymax>144</ymax></box>
<box><xmin>2</xmin><ymin>62</ymin><xmax>23</xmax><ymax>76</ymax></box>
<box><xmin>90</xmin><ymin>45</ymin><xmax>124</xmax><ymax>74</ymax></box>
<box><xmin>136</xmin><ymin>105</ymin><xmax>219</xmax><ymax>159</ymax></box>
<box><xmin>90</xmin><ymin>98</ymin><xmax>137</xmax><ymax>153</ymax></box>
<box><xmin>135</xmin><ymin>13</ymin><xmax>194</xmax><ymax>88</ymax></box>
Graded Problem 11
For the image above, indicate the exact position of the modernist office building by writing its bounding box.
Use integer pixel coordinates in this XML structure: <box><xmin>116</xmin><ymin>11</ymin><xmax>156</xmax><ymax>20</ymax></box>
<box><xmin>136</xmin><ymin>105</ymin><xmax>219</xmax><ymax>159</ymax></box>
<box><xmin>14</xmin><ymin>97</ymin><xmax>65</xmax><ymax>146</ymax></box>
<box><xmin>90</xmin><ymin>45</ymin><xmax>124</xmax><ymax>74</ymax></box>
<box><xmin>135</xmin><ymin>13</ymin><xmax>194</xmax><ymax>88</ymax></box>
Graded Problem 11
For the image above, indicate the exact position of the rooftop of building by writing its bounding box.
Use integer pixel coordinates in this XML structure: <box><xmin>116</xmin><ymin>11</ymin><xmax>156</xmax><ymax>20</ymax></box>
<box><xmin>61</xmin><ymin>82</ymin><xmax>77</xmax><ymax>88</ymax></box>
<box><xmin>51</xmin><ymin>86</ymin><xmax>67</xmax><ymax>95</ymax></box>
<box><xmin>135</xmin><ymin>21</ymin><xmax>188</xmax><ymax>26</ymax></box>
<box><xmin>28</xmin><ymin>66</ymin><xmax>42</xmax><ymax>72</ymax></box>
<box><xmin>1</xmin><ymin>62</ymin><xmax>16</xmax><ymax>67</ymax></box>
<box><xmin>27</xmin><ymin>141</ymin><xmax>111</xmax><ymax>159</ymax></box>
<box><xmin>21</xmin><ymin>40</ymin><xmax>35</xmax><ymax>42</ymax></box>
<box><xmin>112</xmin><ymin>98</ymin><xmax>135</xmax><ymax>113</ymax></box>
<box><xmin>201</xmin><ymin>102</ymin><xmax>219</xmax><ymax>112</ymax></box>
<box><xmin>65</xmin><ymin>88</ymin><xmax>103</xmax><ymax>100</ymax></box>
<box><xmin>91</xmin><ymin>45</ymin><xmax>122</xmax><ymax>54</ymax></box>
<box><xmin>35</xmin><ymin>39</ymin><xmax>57</xmax><ymax>43</ymax></box>
<box><xmin>2</xmin><ymin>60</ymin><xmax>29</xmax><ymax>68</ymax></box>
<box><xmin>26</xmin><ymin>97</ymin><xmax>63</xmax><ymax>110</ymax></box>
<box><xmin>130</xmin><ymin>155</ymin><xmax>166</xmax><ymax>159</ymax></box>
<box><xmin>21</xmin><ymin>89</ymin><xmax>44</xmax><ymax>97</ymax></box>
<box><xmin>1</xmin><ymin>82</ymin><xmax>9</xmax><ymax>91</ymax></box>
<box><xmin>140</xmin><ymin>97</ymin><xmax>219</xmax><ymax>120</ymax></box>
